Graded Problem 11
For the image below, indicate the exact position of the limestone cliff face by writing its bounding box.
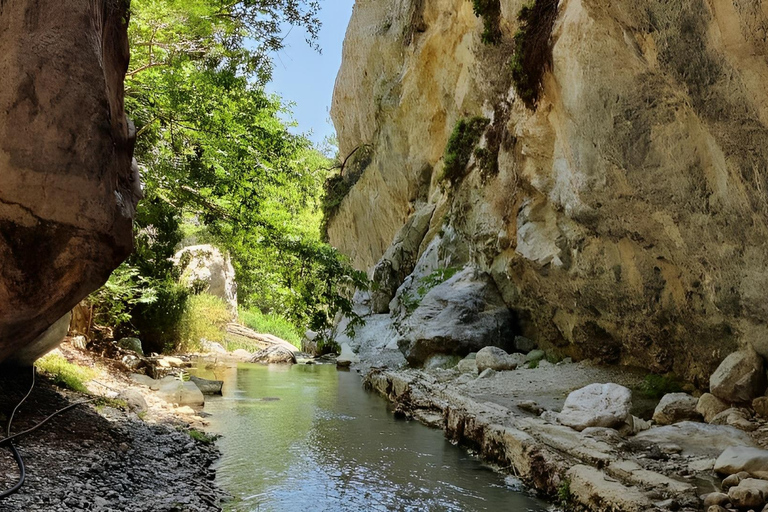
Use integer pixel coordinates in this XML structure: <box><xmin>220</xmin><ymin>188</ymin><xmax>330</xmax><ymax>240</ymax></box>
<box><xmin>0</xmin><ymin>0</ymin><xmax>139</xmax><ymax>363</ymax></box>
<box><xmin>329</xmin><ymin>0</ymin><xmax>768</xmax><ymax>385</ymax></box>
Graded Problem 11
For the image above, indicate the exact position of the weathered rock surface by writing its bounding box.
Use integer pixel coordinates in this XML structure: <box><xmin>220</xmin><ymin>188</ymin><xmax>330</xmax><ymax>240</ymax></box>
<box><xmin>328</xmin><ymin>0</ymin><xmax>768</xmax><ymax>383</ymax></box>
<box><xmin>117</xmin><ymin>389</ymin><xmax>148</xmax><ymax>415</ymax></box>
<box><xmin>558</xmin><ymin>383</ymin><xmax>632</xmax><ymax>431</ymax></box>
<box><xmin>0</xmin><ymin>0</ymin><xmax>139</xmax><ymax>364</ymax></box>
<box><xmin>156</xmin><ymin>380</ymin><xmax>205</xmax><ymax>408</ymax></box>
<box><xmin>189</xmin><ymin>375</ymin><xmax>223</xmax><ymax>395</ymax></box>
<box><xmin>652</xmin><ymin>393</ymin><xmax>701</xmax><ymax>425</ymax></box>
<box><xmin>633</xmin><ymin>422</ymin><xmax>756</xmax><ymax>458</ymax></box>
<box><xmin>117</xmin><ymin>337</ymin><xmax>144</xmax><ymax>356</ymax></box>
<box><xmin>710</xmin><ymin>349</ymin><xmax>767</xmax><ymax>403</ymax></box>
<box><xmin>249</xmin><ymin>345</ymin><xmax>297</xmax><ymax>365</ymax></box>
<box><xmin>715</xmin><ymin>447</ymin><xmax>768</xmax><ymax>479</ymax></box>
<box><xmin>698</xmin><ymin>393</ymin><xmax>731</xmax><ymax>423</ymax></box>
<box><xmin>397</xmin><ymin>267</ymin><xmax>516</xmax><ymax>365</ymax></box>
<box><xmin>475</xmin><ymin>346</ymin><xmax>519</xmax><ymax>372</ymax></box>
<box><xmin>174</xmin><ymin>245</ymin><xmax>238</xmax><ymax>314</ymax></box>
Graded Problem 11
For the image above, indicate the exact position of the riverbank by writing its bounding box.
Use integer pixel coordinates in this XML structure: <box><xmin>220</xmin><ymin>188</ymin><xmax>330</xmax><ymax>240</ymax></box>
<box><xmin>362</xmin><ymin>360</ymin><xmax>768</xmax><ymax>512</ymax></box>
<box><xmin>0</xmin><ymin>342</ymin><xmax>225</xmax><ymax>512</ymax></box>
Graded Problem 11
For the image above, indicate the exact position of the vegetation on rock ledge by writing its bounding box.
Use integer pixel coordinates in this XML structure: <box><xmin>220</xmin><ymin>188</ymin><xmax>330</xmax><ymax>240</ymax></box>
<box><xmin>470</xmin><ymin>0</ymin><xmax>502</xmax><ymax>45</ymax></box>
<box><xmin>440</xmin><ymin>117</ymin><xmax>489</xmax><ymax>184</ymax></box>
<box><xmin>511</xmin><ymin>0</ymin><xmax>559</xmax><ymax>108</ymax></box>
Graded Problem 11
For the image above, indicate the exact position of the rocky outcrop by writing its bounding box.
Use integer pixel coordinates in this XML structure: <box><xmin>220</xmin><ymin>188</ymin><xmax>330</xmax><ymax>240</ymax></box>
<box><xmin>174</xmin><ymin>245</ymin><xmax>238</xmax><ymax>314</ymax></box>
<box><xmin>329</xmin><ymin>0</ymin><xmax>768</xmax><ymax>383</ymax></box>
<box><xmin>0</xmin><ymin>0</ymin><xmax>138</xmax><ymax>364</ymax></box>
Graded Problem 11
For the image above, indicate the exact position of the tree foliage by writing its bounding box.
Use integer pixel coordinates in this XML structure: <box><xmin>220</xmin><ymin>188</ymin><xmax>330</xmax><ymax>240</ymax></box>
<box><xmin>91</xmin><ymin>0</ymin><xmax>366</xmax><ymax>351</ymax></box>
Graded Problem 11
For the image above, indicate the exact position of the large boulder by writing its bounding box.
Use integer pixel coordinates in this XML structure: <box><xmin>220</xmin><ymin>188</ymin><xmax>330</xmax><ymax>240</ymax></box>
<box><xmin>652</xmin><ymin>393</ymin><xmax>701</xmax><ymax>425</ymax></box>
<box><xmin>174</xmin><ymin>245</ymin><xmax>238</xmax><ymax>314</ymax></box>
<box><xmin>189</xmin><ymin>375</ymin><xmax>223</xmax><ymax>395</ymax></box>
<box><xmin>397</xmin><ymin>267</ymin><xmax>516</xmax><ymax>366</ymax></box>
<box><xmin>558</xmin><ymin>383</ymin><xmax>632</xmax><ymax>431</ymax></box>
<box><xmin>157</xmin><ymin>380</ymin><xmax>205</xmax><ymax>408</ymax></box>
<box><xmin>715</xmin><ymin>447</ymin><xmax>768</xmax><ymax>480</ymax></box>
<box><xmin>710</xmin><ymin>349</ymin><xmax>767</xmax><ymax>403</ymax></box>
<box><xmin>249</xmin><ymin>345</ymin><xmax>296</xmax><ymax>365</ymax></box>
<box><xmin>0</xmin><ymin>0</ymin><xmax>138</xmax><ymax>365</ymax></box>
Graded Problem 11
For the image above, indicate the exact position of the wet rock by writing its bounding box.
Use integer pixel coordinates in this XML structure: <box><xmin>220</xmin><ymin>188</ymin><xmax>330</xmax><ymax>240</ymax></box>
<box><xmin>117</xmin><ymin>337</ymin><xmax>144</xmax><ymax>355</ymax></box>
<box><xmin>558</xmin><ymin>383</ymin><xmax>632</xmax><ymax>431</ymax></box>
<box><xmin>476</xmin><ymin>346</ymin><xmax>518</xmax><ymax>372</ymax></box>
<box><xmin>189</xmin><ymin>375</ymin><xmax>223</xmax><ymax>395</ymax></box>
<box><xmin>117</xmin><ymin>389</ymin><xmax>148</xmax><ymax>415</ymax></box>
<box><xmin>698</xmin><ymin>393</ymin><xmax>730</xmax><ymax>423</ymax></box>
<box><xmin>249</xmin><ymin>346</ymin><xmax>297</xmax><ymax>365</ymax></box>
<box><xmin>396</xmin><ymin>268</ymin><xmax>516</xmax><ymax>365</ymax></box>
<box><xmin>653</xmin><ymin>393</ymin><xmax>701</xmax><ymax>425</ymax></box>
<box><xmin>703</xmin><ymin>492</ymin><xmax>730</xmax><ymax>507</ymax></box>
<box><xmin>715</xmin><ymin>447</ymin><xmax>768</xmax><ymax>479</ymax></box>
<box><xmin>710</xmin><ymin>349</ymin><xmax>767</xmax><ymax>404</ymax></box>
<box><xmin>753</xmin><ymin>397</ymin><xmax>768</xmax><ymax>419</ymax></box>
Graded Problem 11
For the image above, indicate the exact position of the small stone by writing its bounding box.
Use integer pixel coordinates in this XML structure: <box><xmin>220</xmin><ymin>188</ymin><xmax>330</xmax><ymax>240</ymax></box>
<box><xmin>722</xmin><ymin>474</ymin><xmax>743</xmax><ymax>491</ymax></box>
<box><xmin>477</xmin><ymin>368</ymin><xmax>497</xmax><ymax>379</ymax></box>
<box><xmin>704</xmin><ymin>492</ymin><xmax>730</xmax><ymax>507</ymax></box>
<box><xmin>456</xmin><ymin>357</ymin><xmax>477</xmax><ymax>374</ymax></box>
<box><xmin>753</xmin><ymin>397</ymin><xmax>768</xmax><ymax>419</ymax></box>
<box><xmin>517</xmin><ymin>400</ymin><xmax>544</xmax><ymax>415</ymax></box>
<box><xmin>654</xmin><ymin>498</ymin><xmax>680</xmax><ymax>510</ymax></box>
<box><xmin>525</xmin><ymin>349</ymin><xmax>545</xmax><ymax>363</ymax></box>
<box><xmin>707</xmin><ymin>507</ymin><xmax>728</xmax><ymax>512</ymax></box>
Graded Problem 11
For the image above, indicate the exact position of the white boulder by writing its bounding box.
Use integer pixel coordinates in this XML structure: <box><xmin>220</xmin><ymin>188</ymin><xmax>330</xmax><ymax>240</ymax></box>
<box><xmin>558</xmin><ymin>383</ymin><xmax>632</xmax><ymax>431</ymax></box>
<box><xmin>174</xmin><ymin>244</ymin><xmax>238</xmax><ymax>315</ymax></box>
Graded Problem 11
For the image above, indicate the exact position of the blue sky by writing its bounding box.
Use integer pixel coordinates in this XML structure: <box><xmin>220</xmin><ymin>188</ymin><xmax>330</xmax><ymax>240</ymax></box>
<box><xmin>266</xmin><ymin>1</ymin><xmax>356</xmax><ymax>148</ymax></box>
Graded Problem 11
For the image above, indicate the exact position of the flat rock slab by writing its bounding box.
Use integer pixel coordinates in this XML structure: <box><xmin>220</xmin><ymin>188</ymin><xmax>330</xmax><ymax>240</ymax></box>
<box><xmin>567</xmin><ymin>465</ymin><xmax>652</xmax><ymax>512</ymax></box>
<box><xmin>633</xmin><ymin>422</ymin><xmax>757</xmax><ymax>457</ymax></box>
<box><xmin>715</xmin><ymin>447</ymin><xmax>768</xmax><ymax>479</ymax></box>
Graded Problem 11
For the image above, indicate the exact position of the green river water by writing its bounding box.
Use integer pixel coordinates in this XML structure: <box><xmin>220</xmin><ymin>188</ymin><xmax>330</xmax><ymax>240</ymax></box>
<box><xmin>192</xmin><ymin>363</ymin><xmax>549</xmax><ymax>512</ymax></box>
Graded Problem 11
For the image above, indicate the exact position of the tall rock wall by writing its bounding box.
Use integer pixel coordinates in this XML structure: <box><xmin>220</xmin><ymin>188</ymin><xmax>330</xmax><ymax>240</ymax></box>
<box><xmin>0</xmin><ymin>0</ymin><xmax>139</xmax><ymax>363</ymax></box>
<box><xmin>329</xmin><ymin>0</ymin><xmax>768</xmax><ymax>385</ymax></box>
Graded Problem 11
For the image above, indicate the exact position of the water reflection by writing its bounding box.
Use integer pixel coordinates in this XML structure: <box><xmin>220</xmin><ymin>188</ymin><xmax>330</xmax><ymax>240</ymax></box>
<box><xmin>193</xmin><ymin>363</ymin><xmax>547</xmax><ymax>512</ymax></box>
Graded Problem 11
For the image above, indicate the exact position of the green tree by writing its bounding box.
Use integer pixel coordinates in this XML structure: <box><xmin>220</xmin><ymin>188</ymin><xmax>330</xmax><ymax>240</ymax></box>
<box><xmin>91</xmin><ymin>0</ymin><xmax>366</xmax><ymax>351</ymax></box>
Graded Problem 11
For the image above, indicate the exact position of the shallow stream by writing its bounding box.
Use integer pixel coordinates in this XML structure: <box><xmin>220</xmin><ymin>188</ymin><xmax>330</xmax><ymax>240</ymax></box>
<box><xmin>192</xmin><ymin>363</ymin><xmax>548</xmax><ymax>511</ymax></box>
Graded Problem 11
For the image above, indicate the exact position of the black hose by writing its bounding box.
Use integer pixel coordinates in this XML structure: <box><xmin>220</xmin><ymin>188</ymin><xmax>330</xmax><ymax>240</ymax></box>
<box><xmin>0</xmin><ymin>366</ymin><xmax>35</xmax><ymax>500</ymax></box>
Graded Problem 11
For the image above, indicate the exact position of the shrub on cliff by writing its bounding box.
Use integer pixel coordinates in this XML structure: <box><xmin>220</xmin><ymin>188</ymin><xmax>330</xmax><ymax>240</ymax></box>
<box><xmin>511</xmin><ymin>0</ymin><xmax>559</xmax><ymax>108</ymax></box>
<box><xmin>440</xmin><ymin>117</ymin><xmax>489</xmax><ymax>184</ymax></box>
<box><xmin>470</xmin><ymin>0</ymin><xmax>502</xmax><ymax>44</ymax></box>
